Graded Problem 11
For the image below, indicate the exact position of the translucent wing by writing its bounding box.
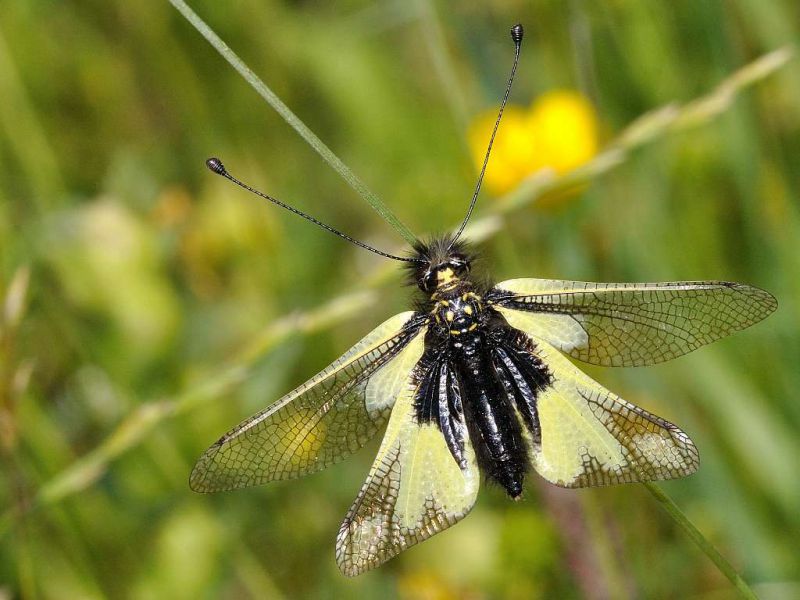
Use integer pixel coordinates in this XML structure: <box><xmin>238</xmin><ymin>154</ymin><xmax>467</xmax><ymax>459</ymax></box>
<box><xmin>491</xmin><ymin>279</ymin><xmax>776</xmax><ymax>366</ymax></box>
<box><xmin>336</xmin><ymin>360</ymin><xmax>480</xmax><ymax>576</ymax></box>
<box><xmin>520</xmin><ymin>334</ymin><xmax>698</xmax><ymax>487</ymax></box>
<box><xmin>190</xmin><ymin>312</ymin><xmax>427</xmax><ymax>492</ymax></box>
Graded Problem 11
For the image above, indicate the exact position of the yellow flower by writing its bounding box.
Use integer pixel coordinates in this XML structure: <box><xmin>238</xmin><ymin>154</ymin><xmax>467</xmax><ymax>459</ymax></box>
<box><xmin>468</xmin><ymin>90</ymin><xmax>599</xmax><ymax>196</ymax></box>
<box><xmin>468</xmin><ymin>106</ymin><xmax>537</xmax><ymax>196</ymax></box>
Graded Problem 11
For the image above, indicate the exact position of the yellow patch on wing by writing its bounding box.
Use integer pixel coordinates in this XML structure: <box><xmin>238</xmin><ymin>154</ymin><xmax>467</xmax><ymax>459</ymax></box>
<box><xmin>365</xmin><ymin>332</ymin><xmax>425</xmax><ymax>415</ymax></box>
<box><xmin>526</xmin><ymin>336</ymin><xmax>699</xmax><ymax>488</ymax></box>
<box><xmin>496</xmin><ymin>305</ymin><xmax>589</xmax><ymax>353</ymax></box>
<box><xmin>395</xmin><ymin>425</ymin><xmax>471</xmax><ymax>529</ymax></box>
<box><xmin>336</xmin><ymin>367</ymin><xmax>479</xmax><ymax>576</ymax></box>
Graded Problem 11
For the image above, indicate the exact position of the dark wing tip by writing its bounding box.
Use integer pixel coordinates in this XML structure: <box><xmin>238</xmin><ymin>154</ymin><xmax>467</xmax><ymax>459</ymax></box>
<box><xmin>335</xmin><ymin>525</ymin><xmax>368</xmax><ymax>577</ymax></box>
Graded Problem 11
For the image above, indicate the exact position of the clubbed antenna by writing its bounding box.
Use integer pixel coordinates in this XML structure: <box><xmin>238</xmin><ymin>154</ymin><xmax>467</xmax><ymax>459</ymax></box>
<box><xmin>450</xmin><ymin>23</ymin><xmax>524</xmax><ymax>248</ymax></box>
<box><xmin>205</xmin><ymin>158</ymin><xmax>422</xmax><ymax>263</ymax></box>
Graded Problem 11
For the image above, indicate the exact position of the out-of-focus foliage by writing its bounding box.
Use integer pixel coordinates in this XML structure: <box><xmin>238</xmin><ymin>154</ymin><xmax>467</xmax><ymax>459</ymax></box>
<box><xmin>1</xmin><ymin>1</ymin><xmax>799</xmax><ymax>599</ymax></box>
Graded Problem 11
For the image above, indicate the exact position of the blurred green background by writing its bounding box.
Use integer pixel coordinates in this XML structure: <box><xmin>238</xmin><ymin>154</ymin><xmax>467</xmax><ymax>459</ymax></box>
<box><xmin>2</xmin><ymin>1</ymin><xmax>799</xmax><ymax>598</ymax></box>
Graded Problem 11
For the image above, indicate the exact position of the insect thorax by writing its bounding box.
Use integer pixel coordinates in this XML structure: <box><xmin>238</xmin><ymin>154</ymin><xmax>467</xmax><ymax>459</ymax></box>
<box><xmin>430</xmin><ymin>283</ymin><xmax>485</xmax><ymax>338</ymax></box>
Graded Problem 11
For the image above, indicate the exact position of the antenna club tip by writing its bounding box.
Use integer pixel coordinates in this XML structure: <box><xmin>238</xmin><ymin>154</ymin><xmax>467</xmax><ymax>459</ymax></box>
<box><xmin>510</xmin><ymin>23</ymin><xmax>524</xmax><ymax>44</ymax></box>
<box><xmin>206</xmin><ymin>157</ymin><xmax>227</xmax><ymax>175</ymax></box>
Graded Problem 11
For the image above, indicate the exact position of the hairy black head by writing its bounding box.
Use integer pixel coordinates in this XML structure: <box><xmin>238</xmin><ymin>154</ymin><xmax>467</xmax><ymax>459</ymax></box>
<box><xmin>407</xmin><ymin>235</ymin><xmax>475</xmax><ymax>293</ymax></box>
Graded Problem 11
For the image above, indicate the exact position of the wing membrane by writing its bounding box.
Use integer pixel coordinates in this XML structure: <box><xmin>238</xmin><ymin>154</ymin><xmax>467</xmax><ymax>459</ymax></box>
<box><xmin>336</xmin><ymin>360</ymin><xmax>479</xmax><ymax>576</ymax></box>
<box><xmin>492</xmin><ymin>279</ymin><xmax>776</xmax><ymax>366</ymax></box>
<box><xmin>190</xmin><ymin>312</ymin><xmax>427</xmax><ymax>492</ymax></box>
<box><xmin>519</xmin><ymin>335</ymin><xmax>698</xmax><ymax>487</ymax></box>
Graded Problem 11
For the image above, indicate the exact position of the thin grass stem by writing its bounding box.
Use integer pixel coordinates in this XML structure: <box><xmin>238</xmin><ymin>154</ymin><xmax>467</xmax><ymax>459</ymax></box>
<box><xmin>167</xmin><ymin>0</ymin><xmax>418</xmax><ymax>245</ymax></box>
<box><xmin>415</xmin><ymin>0</ymin><xmax>470</xmax><ymax>134</ymax></box>
<box><xmin>643</xmin><ymin>482</ymin><xmax>759</xmax><ymax>600</ymax></box>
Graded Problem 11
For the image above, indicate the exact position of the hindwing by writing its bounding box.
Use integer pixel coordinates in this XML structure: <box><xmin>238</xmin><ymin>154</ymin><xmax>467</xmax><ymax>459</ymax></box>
<box><xmin>336</xmin><ymin>355</ymin><xmax>479</xmax><ymax>576</ymax></box>
<box><xmin>502</xmin><ymin>331</ymin><xmax>699</xmax><ymax>488</ymax></box>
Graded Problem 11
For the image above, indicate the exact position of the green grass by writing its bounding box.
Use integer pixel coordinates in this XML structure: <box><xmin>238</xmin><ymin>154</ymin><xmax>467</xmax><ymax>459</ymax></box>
<box><xmin>2</xmin><ymin>1</ymin><xmax>799</xmax><ymax>598</ymax></box>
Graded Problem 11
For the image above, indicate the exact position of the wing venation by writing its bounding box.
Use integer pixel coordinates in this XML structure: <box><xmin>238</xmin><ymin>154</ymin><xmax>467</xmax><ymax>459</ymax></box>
<box><xmin>336</xmin><ymin>359</ymin><xmax>479</xmax><ymax>576</ymax></box>
<box><xmin>517</xmin><ymin>334</ymin><xmax>698</xmax><ymax>487</ymax></box>
<box><xmin>190</xmin><ymin>312</ymin><xmax>427</xmax><ymax>492</ymax></box>
<box><xmin>491</xmin><ymin>279</ymin><xmax>776</xmax><ymax>366</ymax></box>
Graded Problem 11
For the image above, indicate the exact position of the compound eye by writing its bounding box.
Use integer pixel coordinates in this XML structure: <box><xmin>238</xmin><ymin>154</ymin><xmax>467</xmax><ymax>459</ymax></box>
<box><xmin>421</xmin><ymin>271</ymin><xmax>437</xmax><ymax>292</ymax></box>
<box><xmin>449</xmin><ymin>259</ymin><xmax>469</xmax><ymax>275</ymax></box>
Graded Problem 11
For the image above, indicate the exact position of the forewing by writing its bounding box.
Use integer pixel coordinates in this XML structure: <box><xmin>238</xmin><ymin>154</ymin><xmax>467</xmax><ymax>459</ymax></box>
<box><xmin>190</xmin><ymin>312</ymin><xmax>427</xmax><ymax>492</ymax></box>
<box><xmin>491</xmin><ymin>279</ymin><xmax>776</xmax><ymax>366</ymax></box>
<box><xmin>522</xmin><ymin>335</ymin><xmax>698</xmax><ymax>487</ymax></box>
<box><xmin>336</xmin><ymin>360</ymin><xmax>479</xmax><ymax>576</ymax></box>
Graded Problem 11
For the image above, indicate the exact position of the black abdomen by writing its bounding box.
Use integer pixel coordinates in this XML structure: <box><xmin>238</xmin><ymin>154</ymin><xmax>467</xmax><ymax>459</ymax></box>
<box><xmin>455</xmin><ymin>340</ymin><xmax>529</xmax><ymax>498</ymax></box>
<box><xmin>415</xmin><ymin>308</ymin><xmax>552</xmax><ymax>499</ymax></box>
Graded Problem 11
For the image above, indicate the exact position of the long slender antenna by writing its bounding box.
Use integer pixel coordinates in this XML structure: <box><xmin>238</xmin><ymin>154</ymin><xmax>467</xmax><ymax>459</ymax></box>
<box><xmin>451</xmin><ymin>23</ymin><xmax>524</xmax><ymax>246</ymax></box>
<box><xmin>205</xmin><ymin>158</ymin><xmax>422</xmax><ymax>263</ymax></box>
